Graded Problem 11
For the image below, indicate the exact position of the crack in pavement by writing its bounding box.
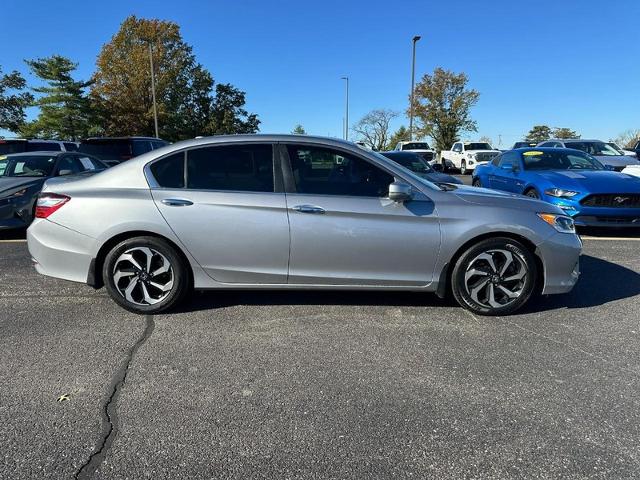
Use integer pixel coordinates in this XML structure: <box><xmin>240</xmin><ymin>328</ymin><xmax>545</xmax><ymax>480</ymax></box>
<box><xmin>75</xmin><ymin>314</ymin><xmax>155</xmax><ymax>479</ymax></box>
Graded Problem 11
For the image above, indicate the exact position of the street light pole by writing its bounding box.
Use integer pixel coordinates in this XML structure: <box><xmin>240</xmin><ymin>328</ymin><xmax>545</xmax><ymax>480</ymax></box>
<box><xmin>148</xmin><ymin>42</ymin><xmax>159</xmax><ymax>138</ymax></box>
<box><xmin>341</xmin><ymin>76</ymin><xmax>349</xmax><ymax>140</ymax></box>
<box><xmin>409</xmin><ymin>35</ymin><xmax>421</xmax><ymax>141</ymax></box>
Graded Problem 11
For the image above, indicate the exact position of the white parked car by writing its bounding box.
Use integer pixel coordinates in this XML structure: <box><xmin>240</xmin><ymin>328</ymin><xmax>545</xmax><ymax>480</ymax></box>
<box><xmin>621</xmin><ymin>165</ymin><xmax>640</xmax><ymax>178</ymax></box>
<box><xmin>441</xmin><ymin>142</ymin><xmax>501</xmax><ymax>175</ymax></box>
<box><xmin>393</xmin><ymin>141</ymin><xmax>436</xmax><ymax>164</ymax></box>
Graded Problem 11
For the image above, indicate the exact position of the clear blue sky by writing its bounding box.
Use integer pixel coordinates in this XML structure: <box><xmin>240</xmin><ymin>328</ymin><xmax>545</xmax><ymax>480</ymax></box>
<box><xmin>1</xmin><ymin>0</ymin><xmax>639</xmax><ymax>146</ymax></box>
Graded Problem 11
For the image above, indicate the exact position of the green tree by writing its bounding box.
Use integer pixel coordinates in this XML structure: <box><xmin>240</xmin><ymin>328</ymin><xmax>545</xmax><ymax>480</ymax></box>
<box><xmin>206</xmin><ymin>83</ymin><xmax>260</xmax><ymax>135</ymax></box>
<box><xmin>552</xmin><ymin>127</ymin><xmax>579</xmax><ymax>139</ymax></box>
<box><xmin>0</xmin><ymin>67</ymin><xmax>33</xmax><ymax>133</ymax></box>
<box><xmin>386</xmin><ymin>125</ymin><xmax>410</xmax><ymax>150</ymax></box>
<box><xmin>352</xmin><ymin>109</ymin><xmax>397</xmax><ymax>151</ymax></box>
<box><xmin>524</xmin><ymin>125</ymin><xmax>552</xmax><ymax>143</ymax></box>
<box><xmin>19</xmin><ymin>55</ymin><xmax>92</xmax><ymax>140</ymax></box>
<box><xmin>291</xmin><ymin>124</ymin><xmax>306</xmax><ymax>135</ymax></box>
<box><xmin>91</xmin><ymin>16</ymin><xmax>258</xmax><ymax>141</ymax></box>
<box><xmin>410</xmin><ymin>68</ymin><xmax>480</xmax><ymax>153</ymax></box>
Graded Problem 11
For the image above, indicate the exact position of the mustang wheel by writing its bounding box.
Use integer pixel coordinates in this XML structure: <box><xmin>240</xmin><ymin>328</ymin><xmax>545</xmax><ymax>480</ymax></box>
<box><xmin>525</xmin><ymin>189</ymin><xmax>540</xmax><ymax>199</ymax></box>
<box><xmin>472</xmin><ymin>178</ymin><xmax>482</xmax><ymax>187</ymax></box>
<box><xmin>451</xmin><ymin>237</ymin><xmax>537</xmax><ymax>316</ymax></box>
<box><xmin>103</xmin><ymin>236</ymin><xmax>190</xmax><ymax>314</ymax></box>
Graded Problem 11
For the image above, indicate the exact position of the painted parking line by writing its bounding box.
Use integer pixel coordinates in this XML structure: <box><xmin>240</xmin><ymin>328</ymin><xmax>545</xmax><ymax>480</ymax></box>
<box><xmin>0</xmin><ymin>239</ymin><xmax>27</xmax><ymax>243</ymax></box>
<box><xmin>581</xmin><ymin>236</ymin><xmax>640</xmax><ymax>241</ymax></box>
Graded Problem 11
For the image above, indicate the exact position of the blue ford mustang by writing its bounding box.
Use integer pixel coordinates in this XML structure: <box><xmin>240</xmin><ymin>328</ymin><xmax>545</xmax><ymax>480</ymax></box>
<box><xmin>472</xmin><ymin>147</ymin><xmax>640</xmax><ymax>227</ymax></box>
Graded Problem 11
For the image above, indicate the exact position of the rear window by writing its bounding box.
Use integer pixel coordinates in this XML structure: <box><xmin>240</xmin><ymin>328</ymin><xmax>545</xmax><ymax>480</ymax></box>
<box><xmin>79</xmin><ymin>140</ymin><xmax>133</xmax><ymax>160</ymax></box>
<box><xmin>402</xmin><ymin>142</ymin><xmax>430</xmax><ymax>150</ymax></box>
<box><xmin>465</xmin><ymin>143</ymin><xmax>493</xmax><ymax>150</ymax></box>
<box><xmin>27</xmin><ymin>142</ymin><xmax>61</xmax><ymax>152</ymax></box>
<box><xmin>0</xmin><ymin>140</ymin><xmax>27</xmax><ymax>154</ymax></box>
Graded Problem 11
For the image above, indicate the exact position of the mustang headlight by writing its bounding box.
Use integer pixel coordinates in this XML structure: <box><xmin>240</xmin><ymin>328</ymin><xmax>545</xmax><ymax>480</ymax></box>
<box><xmin>537</xmin><ymin>213</ymin><xmax>576</xmax><ymax>233</ymax></box>
<box><xmin>544</xmin><ymin>188</ymin><xmax>579</xmax><ymax>198</ymax></box>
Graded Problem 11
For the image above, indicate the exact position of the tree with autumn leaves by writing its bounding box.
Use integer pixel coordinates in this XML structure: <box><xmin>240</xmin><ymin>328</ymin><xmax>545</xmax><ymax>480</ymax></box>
<box><xmin>1</xmin><ymin>16</ymin><xmax>259</xmax><ymax>142</ymax></box>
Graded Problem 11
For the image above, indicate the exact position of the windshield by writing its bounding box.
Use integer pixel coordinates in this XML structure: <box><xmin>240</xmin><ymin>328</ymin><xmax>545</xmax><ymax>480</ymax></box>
<box><xmin>370</xmin><ymin>151</ymin><xmax>442</xmax><ymax>191</ymax></box>
<box><xmin>402</xmin><ymin>142</ymin><xmax>430</xmax><ymax>150</ymax></box>
<box><xmin>522</xmin><ymin>150</ymin><xmax>605</xmax><ymax>171</ymax></box>
<box><xmin>388</xmin><ymin>154</ymin><xmax>432</xmax><ymax>174</ymax></box>
<box><xmin>606</xmin><ymin>142</ymin><xmax>625</xmax><ymax>155</ymax></box>
<box><xmin>566</xmin><ymin>141</ymin><xmax>620</xmax><ymax>156</ymax></box>
<box><xmin>0</xmin><ymin>155</ymin><xmax>57</xmax><ymax>177</ymax></box>
<box><xmin>466</xmin><ymin>143</ymin><xmax>493</xmax><ymax>150</ymax></box>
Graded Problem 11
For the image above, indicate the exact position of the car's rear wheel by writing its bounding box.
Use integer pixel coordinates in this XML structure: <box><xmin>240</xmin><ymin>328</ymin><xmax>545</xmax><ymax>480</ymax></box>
<box><xmin>460</xmin><ymin>161</ymin><xmax>468</xmax><ymax>175</ymax></box>
<box><xmin>103</xmin><ymin>236</ymin><xmax>190</xmax><ymax>314</ymax></box>
<box><xmin>451</xmin><ymin>237</ymin><xmax>537</xmax><ymax>316</ymax></box>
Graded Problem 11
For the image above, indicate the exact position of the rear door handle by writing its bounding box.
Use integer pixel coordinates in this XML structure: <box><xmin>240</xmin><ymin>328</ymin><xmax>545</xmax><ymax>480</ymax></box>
<box><xmin>291</xmin><ymin>204</ymin><xmax>325</xmax><ymax>214</ymax></box>
<box><xmin>161</xmin><ymin>198</ymin><xmax>194</xmax><ymax>207</ymax></box>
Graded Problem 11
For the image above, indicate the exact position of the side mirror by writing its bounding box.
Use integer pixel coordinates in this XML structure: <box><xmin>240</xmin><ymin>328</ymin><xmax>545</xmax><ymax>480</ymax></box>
<box><xmin>388</xmin><ymin>182</ymin><xmax>413</xmax><ymax>202</ymax></box>
<box><xmin>58</xmin><ymin>169</ymin><xmax>73</xmax><ymax>176</ymax></box>
<box><xmin>431</xmin><ymin>163</ymin><xmax>443</xmax><ymax>172</ymax></box>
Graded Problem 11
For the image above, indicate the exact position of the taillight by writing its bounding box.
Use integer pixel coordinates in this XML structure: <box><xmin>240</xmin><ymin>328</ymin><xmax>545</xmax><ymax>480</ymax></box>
<box><xmin>35</xmin><ymin>193</ymin><xmax>70</xmax><ymax>219</ymax></box>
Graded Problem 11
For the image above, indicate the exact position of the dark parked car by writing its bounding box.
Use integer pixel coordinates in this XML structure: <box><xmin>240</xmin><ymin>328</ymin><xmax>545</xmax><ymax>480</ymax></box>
<box><xmin>0</xmin><ymin>138</ymin><xmax>78</xmax><ymax>154</ymax></box>
<box><xmin>380</xmin><ymin>151</ymin><xmax>463</xmax><ymax>185</ymax></box>
<box><xmin>0</xmin><ymin>151</ymin><xmax>106</xmax><ymax>230</ymax></box>
<box><xmin>79</xmin><ymin>137</ymin><xmax>169</xmax><ymax>166</ymax></box>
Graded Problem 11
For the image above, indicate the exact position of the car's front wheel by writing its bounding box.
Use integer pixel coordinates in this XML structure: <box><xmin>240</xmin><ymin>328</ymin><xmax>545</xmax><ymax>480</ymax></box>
<box><xmin>460</xmin><ymin>161</ymin><xmax>468</xmax><ymax>175</ymax></box>
<box><xmin>451</xmin><ymin>237</ymin><xmax>537</xmax><ymax>316</ymax></box>
<box><xmin>472</xmin><ymin>178</ymin><xmax>482</xmax><ymax>188</ymax></box>
<box><xmin>103</xmin><ymin>236</ymin><xmax>191</xmax><ymax>314</ymax></box>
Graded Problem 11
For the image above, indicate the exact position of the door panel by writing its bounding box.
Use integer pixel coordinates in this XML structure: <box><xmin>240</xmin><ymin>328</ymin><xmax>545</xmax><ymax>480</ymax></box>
<box><xmin>153</xmin><ymin>189</ymin><xmax>290</xmax><ymax>283</ymax></box>
<box><xmin>285</xmin><ymin>194</ymin><xmax>439</xmax><ymax>285</ymax></box>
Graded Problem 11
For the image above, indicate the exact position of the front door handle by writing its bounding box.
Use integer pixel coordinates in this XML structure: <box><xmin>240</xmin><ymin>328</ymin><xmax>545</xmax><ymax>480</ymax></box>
<box><xmin>291</xmin><ymin>204</ymin><xmax>325</xmax><ymax>214</ymax></box>
<box><xmin>161</xmin><ymin>198</ymin><xmax>194</xmax><ymax>207</ymax></box>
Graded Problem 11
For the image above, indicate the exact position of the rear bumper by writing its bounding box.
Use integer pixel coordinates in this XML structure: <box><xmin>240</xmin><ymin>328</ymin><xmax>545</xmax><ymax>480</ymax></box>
<box><xmin>27</xmin><ymin>219</ymin><xmax>96</xmax><ymax>284</ymax></box>
<box><xmin>536</xmin><ymin>232</ymin><xmax>582</xmax><ymax>295</ymax></box>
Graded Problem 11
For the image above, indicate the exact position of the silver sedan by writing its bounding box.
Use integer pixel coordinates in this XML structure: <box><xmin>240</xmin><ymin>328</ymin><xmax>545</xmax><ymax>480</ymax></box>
<box><xmin>27</xmin><ymin>135</ymin><xmax>581</xmax><ymax>316</ymax></box>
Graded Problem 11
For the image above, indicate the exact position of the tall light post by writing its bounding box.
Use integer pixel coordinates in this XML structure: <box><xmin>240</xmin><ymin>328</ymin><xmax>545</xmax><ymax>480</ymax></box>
<box><xmin>409</xmin><ymin>35</ymin><xmax>421</xmax><ymax>141</ymax></box>
<box><xmin>148</xmin><ymin>42</ymin><xmax>159</xmax><ymax>138</ymax></box>
<box><xmin>341</xmin><ymin>76</ymin><xmax>349</xmax><ymax>140</ymax></box>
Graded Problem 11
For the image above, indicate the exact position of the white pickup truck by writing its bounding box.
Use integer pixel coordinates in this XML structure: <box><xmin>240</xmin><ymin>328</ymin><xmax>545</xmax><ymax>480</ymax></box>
<box><xmin>441</xmin><ymin>141</ymin><xmax>501</xmax><ymax>175</ymax></box>
<box><xmin>393</xmin><ymin>141</ymin><xmax>436</xmax><ymax>164</ymax></box>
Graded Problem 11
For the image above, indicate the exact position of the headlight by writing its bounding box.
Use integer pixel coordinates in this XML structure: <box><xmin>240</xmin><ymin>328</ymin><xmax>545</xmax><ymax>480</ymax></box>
<box><xmin>537</xmin><ymin>213</ymin><xmax>575</xmax><ymax>233</ymax></box>
<box><xmin>544</xmin><ymin>188</ymin><xmax>579</xmax><ymax>198</ymax></box>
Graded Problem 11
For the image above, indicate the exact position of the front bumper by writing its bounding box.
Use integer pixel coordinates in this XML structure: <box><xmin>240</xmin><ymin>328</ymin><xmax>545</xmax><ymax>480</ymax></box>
<box><xmin>543</xmin><ymin>197</ymin><xmax>640</xmax><ymax>228</ymax></box>
<box><xmin>27</xmin><ymin>219</ymin><xmax>96</xmax><ymax>284</ymax></box>
<box><xmin>536</xmin><ymin>231</ymin><xmax>582</xmax><ymax>295</ymax></box>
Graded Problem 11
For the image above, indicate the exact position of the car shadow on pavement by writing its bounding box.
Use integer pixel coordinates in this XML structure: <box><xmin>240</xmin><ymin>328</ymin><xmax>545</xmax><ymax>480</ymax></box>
<box><xmin>177</xmin><ymin>254</ymin><xmax>639</xmax><ymax>314</ymax></box>
<box><xmin>524</xmin><ymin>254</ymin><xmax>640</xmax><ymax>313</ymax></box>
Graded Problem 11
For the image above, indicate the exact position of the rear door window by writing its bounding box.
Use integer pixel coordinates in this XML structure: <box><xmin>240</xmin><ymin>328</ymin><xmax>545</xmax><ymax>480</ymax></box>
<box><xmin>186</xmin><ymin>144</ymin><xmax>274</xmax><ymax>192</ymax></box>
<box><xmin>56</xmin><ymin>155</ymin><xmax>83</xmax><ymax>175</ymax></box>
<box><xmin>132</xmin><ymin>140</ymin><xmax>153</xmax><ymax>156</ymax></box>
<box><xmin>63</xmin><ymin>142</ymin><xmax>79</xmax><ymax>151</ymax></box>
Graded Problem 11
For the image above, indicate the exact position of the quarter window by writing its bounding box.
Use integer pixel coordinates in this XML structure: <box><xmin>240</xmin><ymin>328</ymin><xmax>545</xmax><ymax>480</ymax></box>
<box><xmin>287</xmin><ymin>145</ymin><xmax>394</xmax><ymax>197</ymax></box>
<box><xmin>186</xmin><ymin>144</ymin><xmax>274</xmax><ymax>192</ymax></box>
<box><xmin>150</xmin><ymin>152</ymin><xmax>185</xmax><ymax>188</ymax></box>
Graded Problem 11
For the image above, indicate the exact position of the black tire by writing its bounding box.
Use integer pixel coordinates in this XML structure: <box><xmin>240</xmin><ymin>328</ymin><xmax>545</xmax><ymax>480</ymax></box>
<box><xmin>472</xmin><ymin>178</ymin><xmax>482</xmax><ymax>188</ymax></box>
<box><xmin>525</xmin><ymin>188</ymin><xmax>540</xmax><ymax>199</ymax></box>
<box><xmin>441</xmin><ymin>158</ymin><xmax>449</xmax><ymax>172</ymax></box>
<box><xmin>460</xmin><ymin>161</ymin><xmax>468</xmax><ymax>175</ymax></box>
<box><xmin>102</xmin><ymin>236</ymin><xmax>191</xmax><ymax>314</ymax></box>
<box><xmin>451</xmin><ymin>237</ymin><xmax>537</xmax><ymax>316</ymax></box>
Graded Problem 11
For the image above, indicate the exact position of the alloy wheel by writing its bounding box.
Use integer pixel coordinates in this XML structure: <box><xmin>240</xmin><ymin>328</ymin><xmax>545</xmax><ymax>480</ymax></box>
<box><xmin>112</xmin><ymin>247</ymin><xmax>174</xmax><ymax>306</ymax></box>
<box><xmin>464</xmin><ymin>249</ymin><xmax>527</xmax><ymax>309</ymax></box>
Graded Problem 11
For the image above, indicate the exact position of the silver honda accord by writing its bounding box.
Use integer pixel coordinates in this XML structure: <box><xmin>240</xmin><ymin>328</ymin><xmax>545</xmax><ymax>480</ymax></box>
<box><xmin>27</xmin><ymin>135</ymin><xmax>581</xmax><ymax>316</ymax></box>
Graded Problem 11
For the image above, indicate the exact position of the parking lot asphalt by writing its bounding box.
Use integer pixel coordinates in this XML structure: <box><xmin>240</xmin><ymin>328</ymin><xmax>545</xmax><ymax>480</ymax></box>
<box><xmin>2</xmin><ymin>187</ymin><xmax>640</xmax><ymax>478</ymax></box>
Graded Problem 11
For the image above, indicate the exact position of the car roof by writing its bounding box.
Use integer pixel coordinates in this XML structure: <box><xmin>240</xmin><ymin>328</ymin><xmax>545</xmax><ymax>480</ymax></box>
<box><xmin>543</xmin><ymin>139</ymin><xmax>602</xmax><ymax>143</ymax></box>
<box><xmin>82</xmin><ymin>136</ymin><xmax>165</xmax><ymax>141</ymax></box>
<box><xmin>513</xmin><ymin>146</ymin><xmax>589</xmax><ymax>153</ymax></box>
<box><xmin>381</xmin><ymin>150</ymin><xmax>421</xmax><ymax>157</ymax></box>
<box><xmin>0</xmin><ymin>151</ymin><xmax>65</xmax><ymax>157</ymax></box>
